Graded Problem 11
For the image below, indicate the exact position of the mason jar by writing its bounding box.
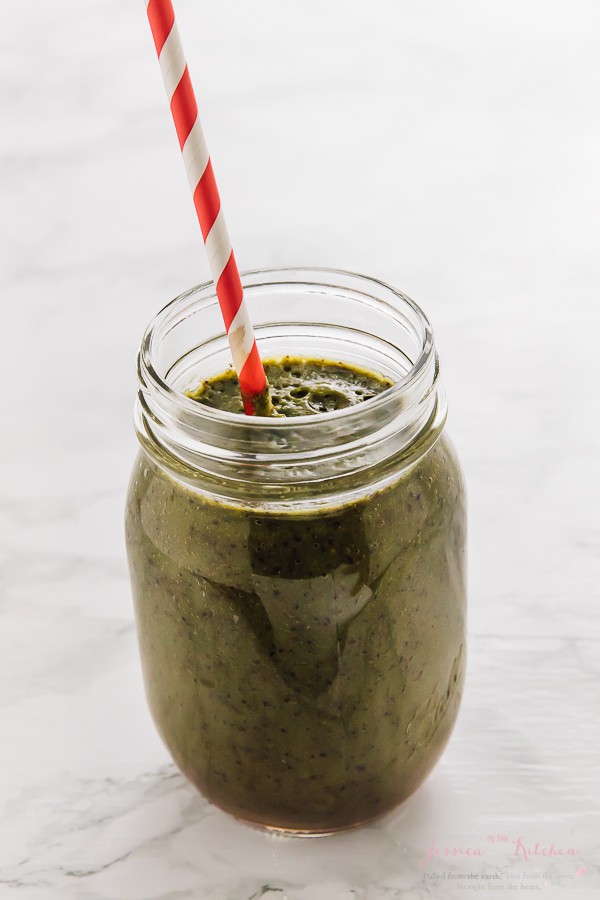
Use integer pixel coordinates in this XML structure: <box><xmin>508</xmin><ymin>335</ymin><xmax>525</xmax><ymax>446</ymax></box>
<box><xmin>125</xmin><ymin>267</ymin><xmax>467</xmax><ymax>834</ymax></box>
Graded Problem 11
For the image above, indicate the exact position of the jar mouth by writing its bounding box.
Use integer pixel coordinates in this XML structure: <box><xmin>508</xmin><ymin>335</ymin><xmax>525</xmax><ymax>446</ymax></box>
<box><xmin>135</xmin><ymin>267</ymin><xmax>445</xmax><ymax>502</ymax></box>
<box><xmin>140</xmin><ymin>266</ymin><xmax>434</xmax><ymax>428</ymax></box>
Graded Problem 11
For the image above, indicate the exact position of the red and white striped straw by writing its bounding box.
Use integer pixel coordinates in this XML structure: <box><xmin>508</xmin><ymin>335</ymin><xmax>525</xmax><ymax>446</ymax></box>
<box><xmin>145</xmin><ymin>0</ymin><xmax>269</xmax><ymax>415</ymax></box>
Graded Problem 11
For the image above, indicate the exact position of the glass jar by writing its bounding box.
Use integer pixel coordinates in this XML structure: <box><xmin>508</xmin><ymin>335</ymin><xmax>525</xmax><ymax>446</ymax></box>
<box><xmin>125</xmin><ymin>267</ymin><xmax>467</xmax><ymax>834</ymax></box>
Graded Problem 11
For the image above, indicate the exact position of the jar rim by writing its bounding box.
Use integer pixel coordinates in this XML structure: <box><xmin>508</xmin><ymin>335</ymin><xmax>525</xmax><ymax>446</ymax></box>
<box><xmin>135</xmin><ymin>266</ymin><xmax>445</xmax><ymax>505</ymax></box>
<box><xmin>139</xmin><ymin>266</ymin><xmax>435</xmax><ymax>433</ymax></box>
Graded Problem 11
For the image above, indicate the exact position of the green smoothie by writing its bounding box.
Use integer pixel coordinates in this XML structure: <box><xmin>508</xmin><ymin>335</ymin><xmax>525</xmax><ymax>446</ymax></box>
<box><xmin>126</xmin><ymin>358</ymin><xmax>466</xmax><ymax>832</ymax></box>
<box><xmin>188</xmin><ymin>356</ymin><xmax>393</xmax><ymax>416</ymax></box>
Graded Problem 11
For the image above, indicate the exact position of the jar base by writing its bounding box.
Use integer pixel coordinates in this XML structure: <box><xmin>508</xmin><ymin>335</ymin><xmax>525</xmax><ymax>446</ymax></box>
<box><xmin>232</xmin><ymin>805</ymin><xmax>399</xmax><ymax>837</ymax></box>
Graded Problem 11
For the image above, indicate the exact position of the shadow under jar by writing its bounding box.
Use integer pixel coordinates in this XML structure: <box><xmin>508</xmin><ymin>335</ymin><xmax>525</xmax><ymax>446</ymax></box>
<box><xmin>125</xmin><ymin>267</ymin><xmax>467</xmax><ymax>834</ymax></box>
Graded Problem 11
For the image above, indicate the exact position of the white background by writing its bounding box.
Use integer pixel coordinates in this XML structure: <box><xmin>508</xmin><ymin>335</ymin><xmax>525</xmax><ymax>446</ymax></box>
<box><xmin>1</xmin><ymin>1</ymin><xmax>599</xmax><ymax>898</ymax></box>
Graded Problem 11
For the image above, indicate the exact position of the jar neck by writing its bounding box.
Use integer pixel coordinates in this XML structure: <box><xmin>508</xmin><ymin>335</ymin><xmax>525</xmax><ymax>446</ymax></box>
<box><xmin>134</xmin><ymin>268</ymin><xmax>447</xmax><ymax>508</ymax></box>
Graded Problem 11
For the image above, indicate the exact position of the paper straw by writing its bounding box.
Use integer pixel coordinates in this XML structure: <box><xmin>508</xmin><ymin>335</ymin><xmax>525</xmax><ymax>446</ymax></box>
<box><xmin>145</xmin><ymin>0</ymin><xmax>272</xmax><ymax>415</ymax></box>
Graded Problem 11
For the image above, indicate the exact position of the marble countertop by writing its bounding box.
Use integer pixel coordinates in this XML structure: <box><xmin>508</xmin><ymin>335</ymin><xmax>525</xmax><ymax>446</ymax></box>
<box><xmin>1</xmin><ymin>1</ymin><xmax>599</xmax><ymax>897</ymax></box>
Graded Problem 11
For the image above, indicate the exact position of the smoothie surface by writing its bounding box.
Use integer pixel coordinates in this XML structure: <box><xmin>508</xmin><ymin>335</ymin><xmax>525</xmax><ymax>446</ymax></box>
<box><xmin>187</xmin><ymin>357</ymin><xmax>393</xmax><ymax>416</ymax></box>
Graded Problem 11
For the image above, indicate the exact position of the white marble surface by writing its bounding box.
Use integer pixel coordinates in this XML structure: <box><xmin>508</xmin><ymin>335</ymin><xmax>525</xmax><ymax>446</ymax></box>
<box><xmin>1</xmin><ymin>1</ymin><xmax>599</xmax><ymax>897</ymax></box>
